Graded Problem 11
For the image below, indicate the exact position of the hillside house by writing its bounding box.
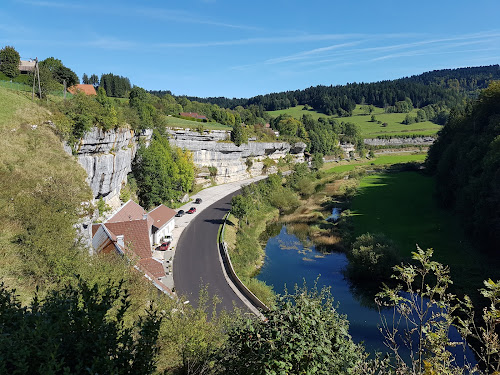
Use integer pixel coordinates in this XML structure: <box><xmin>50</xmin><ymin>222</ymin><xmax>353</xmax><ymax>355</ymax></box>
<box><xmin>67</xmin><ymin>84</ymin><xmax>97</xmax><ymax>96</ymax></box>
<box><xmin>179</xmin><ymin>112</ymin><xmax>207</xmax><ymax>120</ymax></box>
<box><xmin>91</xmin><ymin>200</ymin><xmax>177</xmax><ymax>294</ymax></box>
<box><xmin>19</xmin><ymin>59</ymin><xmax>36</xmax><ymax>74</ymax></box>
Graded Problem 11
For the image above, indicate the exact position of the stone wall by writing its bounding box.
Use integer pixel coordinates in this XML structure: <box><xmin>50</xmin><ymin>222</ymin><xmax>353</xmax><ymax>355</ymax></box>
<box><xmin>364</xmin><ymin>136</ymin><xmax>436</xmax><ymax>147</ymax></box>
<box><xmin>64</xmin><ymin>128</ymin><xmax>153</xmax><ymax>206</ymax></box>
<box><xmin>168</xmin><ymin>128</ymin><xmax>305</xmax><ymax>184</ymax></box>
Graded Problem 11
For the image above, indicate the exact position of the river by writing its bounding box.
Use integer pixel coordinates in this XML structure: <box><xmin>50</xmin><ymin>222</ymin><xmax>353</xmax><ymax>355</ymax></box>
<box><xmin>256</xmin><ymin>224</ymin><xmax>475</xmax><ymax>364</ymax></box>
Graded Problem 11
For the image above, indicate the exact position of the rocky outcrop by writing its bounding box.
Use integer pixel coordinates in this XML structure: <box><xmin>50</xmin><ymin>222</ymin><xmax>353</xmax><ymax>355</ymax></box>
<box><xmin>364</xmin><ymin>136</ymin><xmax>436</xmax><ymax>146</ymax></box>
<box><xmin>68</xmin><ymin>127</ymin><xmax>305</xmax><ymax>205</ymax></box>
<box><xmin>64</xmin><ymin>128</ymin><xmax>152</xmax><ymax>205</ymax></box>
<box><xmin>168</xmin><ymin>128</ymin><xmax>305</xmax><ymax>184</ymax></box>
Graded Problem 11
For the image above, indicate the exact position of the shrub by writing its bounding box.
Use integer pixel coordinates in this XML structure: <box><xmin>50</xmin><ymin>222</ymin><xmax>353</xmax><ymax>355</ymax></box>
<box><xmin>208</xmin><ymin>166</ymin><xmax>218</xmax><ymax>177</ymax></box>
<box><xmin>346</xmin><ymin>232</ymin><xmax>400</xmax><ymax>281</ymax></box>
<box><xmin>217</xmin><ymin>285</ymin><xmax>364</xmax><ymax>374</ymax></box>
<box><xmin>0</xmin><ymin>278</ymin><xmax>161</xmax><ymax>375</ymax></box>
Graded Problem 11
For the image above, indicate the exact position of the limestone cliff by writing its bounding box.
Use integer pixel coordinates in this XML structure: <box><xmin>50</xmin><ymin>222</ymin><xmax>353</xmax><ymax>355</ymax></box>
<box><xmin>167</xmin><ymin>128</ymin><xmax>306</xmax><ymax>184</ymax></box>
<box><xmin>67</xmin><ymin>127</ymin><xmax>305</xmax><ymax>207</ymax></box>
<box><xmin>364</xmin><ymin>136</ymin><xmax>436</xmax><ymax>147</ymax></box>
<box><xmin>64</xmin><ymin>128</ymin><xmax>152</xmax><ymax>206</ymax></box>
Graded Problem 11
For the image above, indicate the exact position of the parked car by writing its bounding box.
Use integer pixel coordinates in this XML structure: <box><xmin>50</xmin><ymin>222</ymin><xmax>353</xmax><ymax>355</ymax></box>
<box><xmin>159</xmin><ymin>242</ymin><xmax>171</xmax><ymax>251</ymax></box>
<box><xmin>195</xmin><ymin>198</ymin><xmax>202</xmax><ymax>204</ymax></box>
<box><xmin>187</xmin><ymin>207</ymin><xmax>196</xmax><ymax>214</ymax></box>
<box><xmin>176</xmin><ymin>210</ymin><xmax>185</xmax><ymax>217</ymax></box>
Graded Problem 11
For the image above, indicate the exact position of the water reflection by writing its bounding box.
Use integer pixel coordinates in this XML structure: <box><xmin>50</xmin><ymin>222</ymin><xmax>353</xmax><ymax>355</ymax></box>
<box><xmin>257</xmin><ymin>225</ymin><xmax>476</xmax><ymax>365</ymax></box>
<box><xmin>257</xmin><ymin>225</ymin><xmax>389</xmax><ymax>354</ymax></box>
<box><xmin>327</xmin><ymin>207</ymin><xmax>342</xmax><ymax>222</ymax></box>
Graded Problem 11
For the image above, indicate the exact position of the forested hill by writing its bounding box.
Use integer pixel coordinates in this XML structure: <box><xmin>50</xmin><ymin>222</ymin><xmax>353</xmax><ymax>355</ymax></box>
<box><xmin>403</xmin><ymin>64</ymin><xmax>500</xmax><ymax>92</ymax></box>
<box><xmin>160</xmin><ymin>65</ymin><xmax>500</xmax><ymax>115</ymax></box>
<box><xmin>426</xmin><ymin>81</ymin><xmax>500</xmax><ymax>250</ymax></box>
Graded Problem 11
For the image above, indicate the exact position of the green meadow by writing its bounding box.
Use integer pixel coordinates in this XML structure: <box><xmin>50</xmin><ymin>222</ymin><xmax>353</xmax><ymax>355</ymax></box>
<box><xmin>165</xmin><ymin>115</ymin><xmax>232</xmax><ymax>130</ymax></box>
<box><xmin>323</xmin><ymin>153</ymin><xmax>427</xmax><ymax>173</ymax></box>
<box><xmin>349</xmin><ymin>171</ymin><xmax>495</xmax><ymax>296</ymax></box>
<box><xmin>267</xmin><ymin>104</ymin><xmax>442</xmax><ymax>138</ymax></box>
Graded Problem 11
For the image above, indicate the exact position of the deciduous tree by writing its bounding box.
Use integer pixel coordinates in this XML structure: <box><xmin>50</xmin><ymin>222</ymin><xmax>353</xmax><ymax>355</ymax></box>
<box><xmin>0</xmin><ymin>45</ymin><xmax>20</xmax><ymax>78</ymax></box>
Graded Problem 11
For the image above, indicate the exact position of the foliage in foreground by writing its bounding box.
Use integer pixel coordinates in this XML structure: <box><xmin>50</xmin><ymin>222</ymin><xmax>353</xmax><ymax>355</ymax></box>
<box><xmin>0</xmin><ymin>278</ymin><xmax>161</xmax><ymax>375</ymax></box>
<box><xmin>375</xmin><ymin>248</ymin><xmax>500</xmax><ymax>375</ymax></box>
<box><xmin>217</xmin><ymin>285</ymin><xmax>364</xmax><ymax>375</ymax></box>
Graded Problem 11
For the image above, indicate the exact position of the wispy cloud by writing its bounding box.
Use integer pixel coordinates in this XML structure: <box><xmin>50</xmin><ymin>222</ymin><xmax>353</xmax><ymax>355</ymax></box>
<box><xmin>264</xmin><ymin>42</ymin><xmax>363</xmax><ymax>64</ymax></box>
<box><xmin>14</xmin><ymin>0</ymin><xmax>260</xmax><ymax>31</ymax></box>
<box><xmin>15</xmin><ymin>0</ymin><xmax>85</xmax><ymax>9</ymax></box>
<box><xmin>231</xmin><ymin>30</ymin><xmax>500</xmax><ymax>72</ymax></box>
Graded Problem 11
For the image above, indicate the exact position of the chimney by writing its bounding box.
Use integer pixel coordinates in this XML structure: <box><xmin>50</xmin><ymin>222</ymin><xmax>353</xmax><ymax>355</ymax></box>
<box><xmin>116</xmin><ymin>235</ymin><xmax>124</xmax><ymax>248</ymax></box>
<box><xmin>143</xmin><ymin>213</ymin><xmax>148</xmax><ymax>220</ymax></box>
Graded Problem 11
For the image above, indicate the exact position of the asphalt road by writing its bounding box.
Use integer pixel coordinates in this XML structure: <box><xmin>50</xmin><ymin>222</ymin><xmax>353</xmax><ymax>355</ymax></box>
<box><xmin>173</xmin><ymin>189</ymin><xmax>249</xmax><ymax>314</ymax></box>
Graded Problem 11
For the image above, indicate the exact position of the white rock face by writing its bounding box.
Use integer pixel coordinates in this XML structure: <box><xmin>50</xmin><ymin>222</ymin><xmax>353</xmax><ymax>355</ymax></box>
<box><xmin>168</xmin><ymin>128</ymin><xmax>306</xmax><ymax>184</ymax></box>
<box><xmin>67</xmin><ymin>127</ymin><xmax>306</xmax><ymax>204</ymax></box>
<box><xmin>364</xmin><ymin>136</ymin><xmax>436</xmax><ymax>146</ymax></box>
<box><xmin>65</xmin><ymin>128</ymin><xmax>152</xmax><ymax>203</ymax></box>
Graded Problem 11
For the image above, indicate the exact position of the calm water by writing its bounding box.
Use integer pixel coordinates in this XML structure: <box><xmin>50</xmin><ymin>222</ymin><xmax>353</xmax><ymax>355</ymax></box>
<box><xmin>257</xmin><ymin>224</ymin><xmax>475</xmax><ymax>363</ymax></box>
<box><xmin>257</xmin><ymin>225</ymin><xmax>386</xmax><ymax>353</ymax></box>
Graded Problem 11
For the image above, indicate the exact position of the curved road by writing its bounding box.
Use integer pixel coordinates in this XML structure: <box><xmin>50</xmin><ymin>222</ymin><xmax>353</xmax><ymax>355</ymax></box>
<box><xmin>173</xmin><ymin>190</ymin><xmax>250</xmax><ymax>314</ymax></box>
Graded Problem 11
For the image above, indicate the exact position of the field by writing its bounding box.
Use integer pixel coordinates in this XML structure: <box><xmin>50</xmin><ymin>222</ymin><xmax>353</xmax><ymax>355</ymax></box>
<box><xmin>0</xmin><ymin>79</ymin><xmax>75</xmax><ymax>98</ymax></box>
<box><xmin>267</xmin><ymin>104</ymin><xmax>442</xmax><ymax>138</ymax></box>
<box><xmin>349</xmin><ymin>171</ymin><xmax>496</xmax><ymax>296</ymax></box>
<box><xmin>323</xmin><ymin>153</ymin><xmax>427</xmax><ymax>173</ymax></box>
<box><xmin>165</xmin><ymin>115</ymin><xmax>232</xmax><ymax>130</ymax></box>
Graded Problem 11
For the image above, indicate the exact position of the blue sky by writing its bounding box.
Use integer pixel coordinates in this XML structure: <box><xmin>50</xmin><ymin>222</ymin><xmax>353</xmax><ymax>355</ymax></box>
<box><xmin>1</xmin><ymin>0</ymin><xmax>500</xmax><ymax>98</ymax></box>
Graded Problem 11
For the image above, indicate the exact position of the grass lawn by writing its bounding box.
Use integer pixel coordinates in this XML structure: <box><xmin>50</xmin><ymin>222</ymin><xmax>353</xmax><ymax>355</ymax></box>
<box><xmin>349</xmin><ymin>171</ymin><xmax>496</xmax><ymax>297</ymax></box>
<box><xmin>0</xmin><ymin>87</ymin><xmax>48</xmax><ymax>128</ymax></box>
<box><xmin>323</xmin><ymin>153</ymin><xmax>427</xmax><ymax>174</ymax></box>
<box><xmin>166</xmin><ymin>116</ymin><xmax>232</xmax><ymax>130</ymax></box>
<box><xmin>0</xmin><ymin>87</ymin><xmax>92</xmax><ymax>301</ymax></box>
<box><xmin>267</xmin><ymin>104</ymin><xmax>442</xmax><ymax>138</ymax></box>
<box><xmin>268</xmin><ymin>105</ymin><xmax>327</xmax><ymax>121</ymax></box>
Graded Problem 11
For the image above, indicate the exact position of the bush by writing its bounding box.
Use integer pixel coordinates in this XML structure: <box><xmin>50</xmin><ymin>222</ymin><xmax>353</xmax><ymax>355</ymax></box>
<box><xmin>208</xmin><ymin>166</ymin><xmax>218</xmax><ymax>177</ymax></box>
<box><xmin>217</xmin><ymin>285</ymin><xmax>364</xmax><ymax>374</ymax></box>
<box><xmin>346</xmin><ymin>232</ymin><xmax>400</xmax><ymax>281</ymax></box>
<box><xmin>0</xmin><ymin>278</ymin><xmax>161</xmax><ymax>375</ymax></box>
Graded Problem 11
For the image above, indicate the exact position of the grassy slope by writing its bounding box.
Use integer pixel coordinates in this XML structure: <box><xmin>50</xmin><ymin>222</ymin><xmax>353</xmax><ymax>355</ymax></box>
<box><xmin>323</xmin><ymin>153</ymin><xmax>427</xmax><ymax>173</ymax></box>
<box><xmin>166</xmin><ymin>115</ymin><xmax>232</xmax><ymax>130</ymax></box>
<box><xmin>267</xmin><ymin>104</ymin><xmax>442</xmax><ymax>138</ymax></box>
<box><xmin>0</xmin><ymin>87</ymin><xmax>91</xmax><ymax>298</ymax></box>
<box><xmin>349</xmin><ymin>171</ymin><xmax>495</xmax><ymax>296</ymax></box>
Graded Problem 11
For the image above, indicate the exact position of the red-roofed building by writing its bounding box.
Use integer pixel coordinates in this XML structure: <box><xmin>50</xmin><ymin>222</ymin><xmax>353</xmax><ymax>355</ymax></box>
<box><xmin>179</xmin><ymin>112</ymin><xmax>207</xmax><ymax>120</ymax></box>
<box><xmin>91</xmin><ymin>200</ymin><xmax>176</xmax><ymax>295</ymax></box>
<box><xmin>67</xmin><ymin>84</ymin><xmax>97</xmax><ymax>96</ymax></box>
<box><xmin>148</xmin><ymin>204</ymin><xmax>176</xmax><ymax>244</ymax></box>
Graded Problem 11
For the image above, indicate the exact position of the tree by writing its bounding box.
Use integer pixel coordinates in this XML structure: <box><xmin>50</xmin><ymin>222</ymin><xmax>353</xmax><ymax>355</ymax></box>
<box><xmin>311</xmin><ymin>152</ymin><xmax>324</xmax><ymax>170</ymax></box>
<box><xmin>95</xmin><ymin>87</ymin><xmax>118</xmax><ymax>130</ymax></box>
<box><xmin>35</xmin><ymin>63</ymin><xmax>63</xmax><ymax>98</ymax></box>
<box><xmin>82</xmin><ymin>73</ymin><xmax>89</xmax><ymax>84</ymax></box>
<box><xmin>0</xmin><ymin>278</ymin><xmax>162</xmax><ymax>375</ymax></box>
<box><xmin>90</xmin><ymin>73</ymin><xmax>99</xmax><ymax>86</ymax></box>
<box><xmin>231</xmin><ymin>121</ymin><xmax>246</xmax><ymax>146</ymax></box>
<box><xmin>40</xmin><ymin>56</ymin><xmax>64</xmax><ymax>74</ymax></box>
<box><xmin>54</xmin><ymin>65</ymin><xmax>79</xmax><ymax>87</ymax></box>
<box><xmin>218</xmin><ymin>285</ymin><xmax>363</xmax><ymax>374</ymax></box>
<box><xmin>231</xmin><ymin>194</ymin><xmax>253</xmax><ymax>225</ymax></box>
<box><xmin>133</xmin><ymin>131</ymin><xmax>195</xmax><ymax>208</ymax></box>
<box><xmin>0</xmin><ymin>45</ymin><xmax>20</xmax><ymax>78</ymax></box>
